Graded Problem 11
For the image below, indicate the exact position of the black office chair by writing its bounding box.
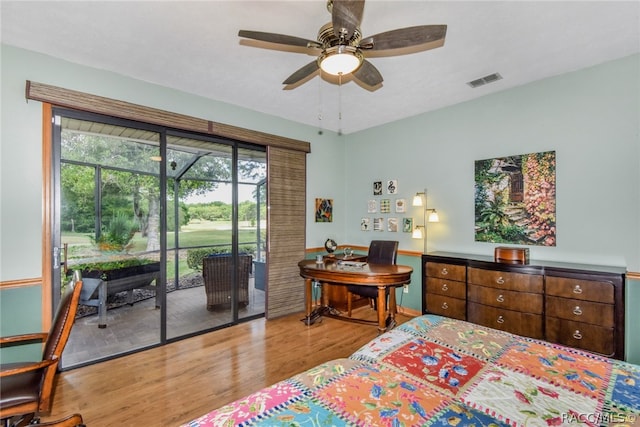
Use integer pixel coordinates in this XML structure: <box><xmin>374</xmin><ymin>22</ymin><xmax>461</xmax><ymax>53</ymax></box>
<box><xmin>346</xmin><ymin>240</ymin><xmax>399</xmax><ymax>317</ymax></box>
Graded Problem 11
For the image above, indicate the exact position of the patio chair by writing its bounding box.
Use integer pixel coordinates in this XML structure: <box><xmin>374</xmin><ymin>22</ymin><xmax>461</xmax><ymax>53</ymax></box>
<box><xmin>203</xmin><ymin>253</ymin><xmax>252</xmax><ymax>310</ymax></box>
<box><xmin>0</xmin><ymin>280</ymin><xmax>83</xmax><ymax>427</ymax></box>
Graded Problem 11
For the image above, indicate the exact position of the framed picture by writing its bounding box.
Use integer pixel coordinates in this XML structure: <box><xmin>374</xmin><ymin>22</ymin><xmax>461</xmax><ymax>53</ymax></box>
<box><xmin>380</xmin><ymin>199</ymin><xmax>391</xmax><ymax>213</ymax></box>
<box><xmin>373</xmin><ymin>181</ymin><xmax>383</xmax><ymax>195</ymax></box>
<box><xmin>388</xmin><ymin>217</ymin><xmax>398</xmax><ymax>232</ymax></box>
<box><xmin>367</xmin><ymin>200</ymin><xmax>377</xmax><ymax>213</ymax></box>
<box><xmin>387</xmin><ymin>179</ymin><xmax>398</xmax><ymax>194</ymax></box>
<box><xmin>361</xmin><ymin>217</ymin><xmax>371</xmax><ymax>231</ymax></box>
<box><xmin>475</xmin><ymin>150</ymin><xmax>556</xmax><ymax>246</ymax></box>
<box><xmin>395</xmin><ymin>198</ymin><xmax>406</xmax><ymax>213</ymax></box>
<box><xmin>373</xmin><ymin>217</ymin><xmax>384</xmax><ymax>231</ymax></box>
<box><xmin>402</xmin><ymin>217</ymin><xmax>413</xmax><ymax>233</ymax></box>
<box><xmin>315</xmin><ymin>198</ymin><xmax>333</xmax><ymax>222</ymax></box>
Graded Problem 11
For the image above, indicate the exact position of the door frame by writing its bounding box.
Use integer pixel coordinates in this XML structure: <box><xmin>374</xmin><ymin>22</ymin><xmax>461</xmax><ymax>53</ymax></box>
<box><xmin>31</xmin><ymin>81</ymin><xmax>310</xmax><ymax>334</ymax></box>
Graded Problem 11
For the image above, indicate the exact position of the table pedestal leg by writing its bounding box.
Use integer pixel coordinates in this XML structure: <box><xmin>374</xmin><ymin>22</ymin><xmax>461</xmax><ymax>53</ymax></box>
<box><xmin>302</xmin><ymin>278</ymin><xmax>314</xmax><ymax>325</ymax></box>
<box><xmin>387</xmin><ymin>287</ymin><xmax>397</xmax><ymax>330</ymax></box>
<box><xmin>302</xmin><ymin>279</ymin><xmax>330</xmax><ymax>325</ymax></box>
<box><xmin>305</xmin><ymin>278</ymin><xmax>312</xmax><ymax>315</ymax></box>
<box><xmin>377</xmin><ymin>286</ymin><xmax>387</xmax><ymax>333</ymax></box>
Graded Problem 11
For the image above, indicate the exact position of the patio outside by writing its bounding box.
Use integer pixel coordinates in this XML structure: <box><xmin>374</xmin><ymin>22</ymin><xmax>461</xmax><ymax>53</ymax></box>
<box><xmin>58</xmin><ymin>116</ymin><xmax>267</xmax><ymax>368</ymax></box>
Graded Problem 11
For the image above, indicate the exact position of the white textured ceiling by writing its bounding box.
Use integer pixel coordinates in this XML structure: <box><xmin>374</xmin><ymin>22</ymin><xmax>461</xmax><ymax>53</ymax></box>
<box><xmin>1</xmin><ymin>1</ymin><xmax>639</xmax><ymax>135</ymax></box>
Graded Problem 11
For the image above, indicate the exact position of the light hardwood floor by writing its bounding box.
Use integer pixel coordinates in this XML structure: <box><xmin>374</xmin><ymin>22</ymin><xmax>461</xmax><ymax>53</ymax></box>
<box><xmin>43</xmin><ymin>308</ymin><xmax>412</xmax><ymax>426</ymax></box>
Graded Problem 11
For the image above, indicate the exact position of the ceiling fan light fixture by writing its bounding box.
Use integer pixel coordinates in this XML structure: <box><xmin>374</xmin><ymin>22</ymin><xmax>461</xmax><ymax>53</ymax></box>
<box><xmin>319</xmin><ymin>45</ymin><xmax>362</xmax><ymax>75</ymax></box>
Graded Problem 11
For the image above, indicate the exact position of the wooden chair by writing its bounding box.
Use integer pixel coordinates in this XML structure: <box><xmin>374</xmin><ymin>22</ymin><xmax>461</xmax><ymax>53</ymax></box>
<box><xmin>37</xmin><ymin>413</ymin><xmax>85</xmax><ymax>427</ymax></box>
<box><xmin>202</xmin><ymin>253</ymin><xmax>252</xmax><ymax>310</ymax></box>
<box><xmin>346</xmin><ymin>240</ymin><xmax>399</xmax><ymax>317</ymax></box>
<box><xmin>0</xmin><ymin>280</ymin><xmax>83</xmax><ymax>427</ymax></box>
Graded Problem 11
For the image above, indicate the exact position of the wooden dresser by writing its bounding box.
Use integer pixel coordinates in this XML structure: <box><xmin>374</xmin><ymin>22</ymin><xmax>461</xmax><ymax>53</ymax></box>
<box><xmin>425</xmin><ymin>260</ymin><xmax>466</xmax><ymax>320</ymax></box>
<box><xmin>422</xmin><ymin>252</ymin><xmax>626</xmax><ymax>359</ymax></box>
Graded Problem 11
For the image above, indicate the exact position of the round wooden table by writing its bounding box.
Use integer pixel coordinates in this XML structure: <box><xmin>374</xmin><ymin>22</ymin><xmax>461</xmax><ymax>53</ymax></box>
<box><xmin>298</xmin><ymin>259</ymin><xmax>413</xmax><ymax>332</ymax></box>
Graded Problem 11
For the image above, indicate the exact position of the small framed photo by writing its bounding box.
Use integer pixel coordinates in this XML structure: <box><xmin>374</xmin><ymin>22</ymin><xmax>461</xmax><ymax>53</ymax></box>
<box><xmin>373</xmin><ymin>181</ymin><xmax>383</xmax><ymax>195</ymax></box>
<box><xmin>361</xmin><ymin>217</ymin><xmax>371</xmax><ymax>231</ymax></box>
<box><xmin>395</xmin><ymin>198</ymin><xmax>406</xmax><ymax>213</ymax></box>
<box><xmin>367</xmin><ymin>200</ymin><xmax>377</xmax><ymax>213</ymax></box>
<box><xmin>380</xmin><ymin>199</ymin><xmax>391</xmax><ymax>213</ymax></box>
<box><xmin>373</xmin><ymin>217</ymin><xmax>384</xmax><ymax>231</ymax></box>
<box><xmin>315</xmin><ymin>198</ymin><xmax>333</xmax><ymax>222</ymax></box>
<box><xmin>387</xmin><ymin>179</ymin><xmax>398</xmax><ymax>194</ymax></box>
<box><xmin>388</xmin><ymin>217</ymin><xmax>398</xmax><ymax>232</ymax></box>
<box><xmin>402</xmin><ymin>218</ymin><xmax>413</xmax><ymax>233</ymax></box>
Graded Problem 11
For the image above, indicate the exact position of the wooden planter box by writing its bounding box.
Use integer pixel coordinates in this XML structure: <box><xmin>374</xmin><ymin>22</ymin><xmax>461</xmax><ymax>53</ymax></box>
<box><xmin>79</xmin><ymin>262</ymin><xmax>161</xmax><ymax>328</ymax></box>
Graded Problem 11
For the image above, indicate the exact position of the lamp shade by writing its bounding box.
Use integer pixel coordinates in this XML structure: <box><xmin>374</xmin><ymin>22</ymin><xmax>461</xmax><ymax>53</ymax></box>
<box><xmin>319</xmin><ymin>45</ymin><xmax>362</xmax><ymax>76</ymax></box>
<box><xmin>412</xmin><ymin>226</ymin><xmax>424</xmax><ymax>239</ymax></box>
<box><xmin>412</xmin><ymin>194</ymin><xmax>424</xmax><ymax>207</ymax></box>
<box><xmin>428</xmin><ymin>210</ymin><xmax>440</xmax><ymax>223</ymax></box>
<box><xmin>320</xmin><ymin>53</ymin><xmax>360</xmax><ymax>75</ymax></box>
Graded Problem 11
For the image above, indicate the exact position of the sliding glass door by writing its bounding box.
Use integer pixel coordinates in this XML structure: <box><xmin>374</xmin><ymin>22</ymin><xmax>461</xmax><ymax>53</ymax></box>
<box><xmin>164</xmin><ymin>132</ymin><xmax>266</xmax><ymax>339</ymax></box>
<box><xmin>53</xmin><ymin>109</ymin><xmax>266</xmax><ymax>369</ymax></box>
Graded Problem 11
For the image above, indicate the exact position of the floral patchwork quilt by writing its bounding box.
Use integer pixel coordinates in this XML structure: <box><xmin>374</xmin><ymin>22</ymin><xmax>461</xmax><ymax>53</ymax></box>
<box><xmin>182</xmin><ymin>314</ymin><xmax>640</xmax><ymax>426</ymax></box>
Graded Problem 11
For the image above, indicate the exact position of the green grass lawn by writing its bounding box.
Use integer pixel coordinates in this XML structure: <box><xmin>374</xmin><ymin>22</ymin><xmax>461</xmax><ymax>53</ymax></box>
<box><xmin>63</xmin><ymin>220</ymin><xmax>259</xmax><ymax>249</ymax></box>
<box><xmin>63</xmin><ymin>220</ymin><xmax>262</xmax><ymax>278</ymax></box>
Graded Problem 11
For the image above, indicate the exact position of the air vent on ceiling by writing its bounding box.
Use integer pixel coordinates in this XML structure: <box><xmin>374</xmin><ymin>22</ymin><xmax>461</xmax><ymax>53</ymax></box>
<box><xmin>467</xmin><ymin>72</ymin><xmax>503</xmax><ymax>88</ymax></box>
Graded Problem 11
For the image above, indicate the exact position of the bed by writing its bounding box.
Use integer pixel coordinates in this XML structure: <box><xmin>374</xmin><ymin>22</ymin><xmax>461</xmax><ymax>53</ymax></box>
<box><xmin>182</xmin><ymin>314</ymin><xmax>640</xmax><ymax>426</ymax></box>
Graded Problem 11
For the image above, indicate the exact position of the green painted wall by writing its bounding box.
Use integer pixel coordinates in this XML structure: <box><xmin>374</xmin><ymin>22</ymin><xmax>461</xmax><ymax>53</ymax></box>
<box><xmin>1</xmin><ymin>44</ymin><xmax>638</xmax><ymax>362</ymax></box>
<box><xmin>627</xmin><ymin>278</ymin><xmax>640</xmax><ymax>364</ymax></box>
<box><xmin>343</xmin><ymin>53</ymin><xmax>640</xmax><ymax>361</ymax></box>
<box><xmin>344</xmin><ymin>54</ymin><xmax>639</xmax><ymax>272</ymax></box>
<box><xmin>0</xmin><ymin>286</ymin><xmax>43</xmax><ymax>362</ymax></box>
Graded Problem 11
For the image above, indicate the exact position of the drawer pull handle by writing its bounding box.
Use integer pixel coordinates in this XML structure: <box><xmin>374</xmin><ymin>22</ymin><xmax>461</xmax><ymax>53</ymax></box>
<box><xmin>442</xmin><ymin>283</ymin><xmax>449</xmax><ymax>291</ymax></box>
<box><xmin>496</xmin><ymin>294</ymin><xmax>505</xmax><ymax>303</ymax></box>
<box><xmin>496</xmin><ymin>277</ymin><xmax>505</xmax><ymax>285</ymax></box>
<box><xmin>496</xmin><ymin>315</ymin><xmax>505</xmax><ymax>324</ymax></box>
<box><xmin>573</xmin><ymin>285</ymin><xmax>583</xmax><ymax>294</ymax></box>
<box><xmin>573</xmin><ymin>330</ymin><xmax>583</xmax><ymax>340</ymax></box>
<box><xmin>573</xmin><ymin>306</ymin><xmax>582</xmax><ymax>316</ymax></box>
<box><xmin>441</xmin><ymin>268</ymin><xmax>448</xmax><ymax>275</ymax></box>
<box><xmin>441</xmin><ymin>302</ymin><xmax>449</xmax><ymax>310</ymax></box>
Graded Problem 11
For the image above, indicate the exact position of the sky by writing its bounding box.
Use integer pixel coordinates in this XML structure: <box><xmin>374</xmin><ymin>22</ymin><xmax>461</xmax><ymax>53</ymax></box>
<box><xmin>184</xmin><ymin>183</ymin><xmax>257</xmax><ymax>204</ymax></box>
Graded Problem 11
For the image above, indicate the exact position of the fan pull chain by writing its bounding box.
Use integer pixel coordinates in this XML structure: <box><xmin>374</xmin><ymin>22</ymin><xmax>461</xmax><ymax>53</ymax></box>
<box><xmin>317</xmin><ymin>69</ymin><xmax>323</xmax><ymax>135</ymax></box>
<box><xmin>338</xmin><ymin>73</ymin><xmax>343</xmax><ymax>136</ymax></box>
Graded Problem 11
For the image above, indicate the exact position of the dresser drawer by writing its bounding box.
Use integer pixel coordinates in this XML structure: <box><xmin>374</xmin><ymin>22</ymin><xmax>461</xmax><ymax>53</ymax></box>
<box><xmin>545</xmin><ymin>296</ymin><xmax>614</xmax><ymax>327</ymax></box>
<box><xmin>426</xmin><ymin>277</ymin><xmax>466</xmax><ymax>299</ymax></box>
<box><xmin>467</xmin><ymin>284</ymin><xmax>543</xmax><ymax>314</ymax></box>
<box><xmin>545</xmin><ymin>317</ymin><xmax>614</xmax><ymax>356</ymax></box>
<box><xmin>545</xmin><ymin>276</ymin><xmax>614</xmax><ymax>303</ymax></box>
<box><xmin>467</xmin><ymin>302</ymin><xmax>543</xmax><ymax>339</ymax></box>
<box><xmin>468</xmin><ymin>267</ymin><xmax>543</xmax><ymax>293</ymax></box>
<box><xmin>426</xmin><ymin>262</ymin><xmax>466</xmax><ymax>282</ymax></box>
<box><xmin>426</xmin><ymin>294</ymin><xmax>466</xmax><ymax>320</ymax></box>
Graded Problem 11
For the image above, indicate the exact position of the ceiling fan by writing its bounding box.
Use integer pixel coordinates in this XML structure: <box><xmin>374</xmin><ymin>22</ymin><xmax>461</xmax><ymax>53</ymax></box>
<box><xmin>238</xmin><ymin>0</ymin><xmax>447</xmax><ymax>91</ymax></box>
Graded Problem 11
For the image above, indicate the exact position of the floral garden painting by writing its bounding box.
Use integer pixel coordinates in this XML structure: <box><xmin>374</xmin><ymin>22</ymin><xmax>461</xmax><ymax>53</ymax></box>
<box><xmin>475</xmin><ymin>151</ymin><xmax>556</xmax><ymax>246</ymax></box>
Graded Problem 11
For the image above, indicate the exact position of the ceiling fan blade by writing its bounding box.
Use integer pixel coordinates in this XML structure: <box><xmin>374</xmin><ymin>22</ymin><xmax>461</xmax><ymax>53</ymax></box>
<box><xmin>360</xmin><ymin>25</ymin><xmax>447</xmax><ymax>52</ymax></box>
<box><xmin>283</xmin><ymin>60</ymin><xmax>320</xmax><ymax>85</ymax></box>
<box><xmin>332</xmin><ymin>0</ymin><xmax>365</xmax><ymax>40</ymax></box>
<box><xmin>352</xmin><ymin>59</ymin><xmax>383</xmax><ymax>87</ymax></box>
<box><xmin>239</xmin><ymin>30</ymin><xmax>322</xmax><ymax>49</ymax></box>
